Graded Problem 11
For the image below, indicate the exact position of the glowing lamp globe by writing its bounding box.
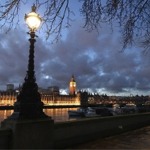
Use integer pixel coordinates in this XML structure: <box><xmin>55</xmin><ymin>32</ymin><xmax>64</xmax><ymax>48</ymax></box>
<box><xmin>25</xmin><ymin>5</ymin><xmax>42</xmax><ymax>32</ymax></box>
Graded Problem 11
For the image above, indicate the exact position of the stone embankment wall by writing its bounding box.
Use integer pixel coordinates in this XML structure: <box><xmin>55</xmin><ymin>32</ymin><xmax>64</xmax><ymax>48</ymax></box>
<box><xmin>54</xmin><ymin>113</ymin><xmax>150</xmax><ymax>148</ymax></box>
<box><xmin>1</xmin><ymin>113</ymin><xmax>150</xmax><ymax>149</ymax></box>
<box><xmin>0</xmin><ymin>128</ymin><xmax>11</xmax><ymax>149</ymax></box>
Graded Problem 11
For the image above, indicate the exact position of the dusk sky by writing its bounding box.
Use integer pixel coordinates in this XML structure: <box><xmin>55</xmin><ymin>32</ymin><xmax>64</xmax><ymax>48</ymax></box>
<box><xmin>0</xmin><ymin>1</ymin><xmax>150</xmax><ymax>96</ymax></box>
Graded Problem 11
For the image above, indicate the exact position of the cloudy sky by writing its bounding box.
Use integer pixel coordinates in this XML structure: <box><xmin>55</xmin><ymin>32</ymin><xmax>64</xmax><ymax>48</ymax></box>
<box><xmin>0</xmin><ymin>2</ymin><xmax>150</xmax><ymax>96</ymax></box>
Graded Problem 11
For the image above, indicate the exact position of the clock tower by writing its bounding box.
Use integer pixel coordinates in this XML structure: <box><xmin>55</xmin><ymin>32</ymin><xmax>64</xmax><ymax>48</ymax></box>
<box><xmin>69</xmin><ymin>75</ymin><xmax>76</xmax><ymax>95</ymax></box>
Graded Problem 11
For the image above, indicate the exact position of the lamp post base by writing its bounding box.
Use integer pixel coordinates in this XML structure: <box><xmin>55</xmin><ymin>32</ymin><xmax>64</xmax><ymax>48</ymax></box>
<box><xmin>1</xmin><ymin>117</ymin><xmax>54</xmax><ymax>149</ymax></box>
<box><xmin>7</xmin><ymin>75</ymin><xmax>49</xmax><ymax>120</ymax></box>
<box><xmin>8</xmin><ymin>101</ymin><xmax>49</xmax><ymax>120</ymax></box>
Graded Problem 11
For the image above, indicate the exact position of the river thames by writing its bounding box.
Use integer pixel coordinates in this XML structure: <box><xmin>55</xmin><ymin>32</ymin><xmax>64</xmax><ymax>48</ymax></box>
<box><xmin>1</xmin><ymin>108</ymin><xmax>150</xmax><ymax>149</ymax></box>
<box><xmin>0</xmin><ymin>108</ymin><xmax>78</xmax><ymax>122</ymax></box>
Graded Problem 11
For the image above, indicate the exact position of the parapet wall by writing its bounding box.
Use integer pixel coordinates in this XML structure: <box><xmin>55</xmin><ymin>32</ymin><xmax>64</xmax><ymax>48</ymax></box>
<box><xmin>0</xmin><ymin>128</ymin><xmax>11</xmax><ymax>149</ymax></box>
<box><xmin>54</xmin><ymin>113</ymin><xmax>150</xmax><ymax>148</ymax></box>
<box><xmin>1</xmin><ymin>113</ymin><xmax>150</xmax><ymax>149</ymax></box>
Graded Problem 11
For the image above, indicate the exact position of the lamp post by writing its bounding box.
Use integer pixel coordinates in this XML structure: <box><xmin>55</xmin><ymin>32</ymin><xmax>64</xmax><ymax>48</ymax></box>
<box><xmin>1</xmin><ymin>6</ymin><xmax>54</xmax><ymax>149</ymax></box>
<box><xmin>11</xmin><ymin>5</ymin><xmax>48</xmax><ymax>119</ymax></box>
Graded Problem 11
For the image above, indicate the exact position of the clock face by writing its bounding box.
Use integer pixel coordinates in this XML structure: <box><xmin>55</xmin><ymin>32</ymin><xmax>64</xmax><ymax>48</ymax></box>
<box><xmin>70</xmin><ymin>82</ymin><xmax>76</xmax><ymax>87</ymax></box>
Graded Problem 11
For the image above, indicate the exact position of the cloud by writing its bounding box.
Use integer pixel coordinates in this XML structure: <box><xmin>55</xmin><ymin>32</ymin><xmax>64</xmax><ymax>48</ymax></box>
<box><xmin>0</xmin><ymin>23</ymin><xmax>149</xmax><ymax>96</ymax></box>
<box><xmin>0</xmin><ymin>29</ymin><xmax>28</xmax><ymax>88</ymax></box>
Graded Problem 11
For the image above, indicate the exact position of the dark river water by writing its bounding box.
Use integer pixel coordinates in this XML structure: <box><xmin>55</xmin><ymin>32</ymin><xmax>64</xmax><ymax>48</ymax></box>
<box><xmin>1</xmin><ymin>109</ymin><xmax>150</xmax><ymax>149</ymax></box>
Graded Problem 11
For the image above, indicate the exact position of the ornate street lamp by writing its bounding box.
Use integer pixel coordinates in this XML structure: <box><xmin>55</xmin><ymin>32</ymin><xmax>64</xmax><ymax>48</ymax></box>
<box><xmin>11</xmin><ymin>5</ymin><xmax>48</xmax><ymax>119</ymax></box>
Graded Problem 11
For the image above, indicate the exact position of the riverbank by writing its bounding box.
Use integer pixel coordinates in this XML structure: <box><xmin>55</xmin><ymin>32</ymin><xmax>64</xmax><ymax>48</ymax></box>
<box><xmin>1</xmin><ymin>112</ymin><xmax>150</xmax><ymax>149</ymax></box>
<box><xmin>54</xmin><ymin>112</ymin><xmax>150</xmax><ymax>149</ymax></box>
<box><xmin>0</xmin><ymin>105</ymin><xmax>81</xmax><ymax>110</ymax></box>
<box><xmin>0</xmin><ymin>103</ymin><xmax>121</xmax><ymax>110</ymax></box>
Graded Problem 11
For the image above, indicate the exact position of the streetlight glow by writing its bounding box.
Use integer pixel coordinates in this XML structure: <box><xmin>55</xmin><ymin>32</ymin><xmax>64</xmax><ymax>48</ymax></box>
<box><xmin>25</xmin><ymin>5</ymin><xmax>42</xmax><ymax>32</ymax></box>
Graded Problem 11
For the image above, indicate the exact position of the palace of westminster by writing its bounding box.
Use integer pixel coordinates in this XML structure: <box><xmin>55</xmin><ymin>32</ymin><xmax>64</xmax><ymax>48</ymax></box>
<box><xmin>0</xmin><ymin>75</ymin><xmax>150</xmax><ymax>106</ymax></box>
<box><xmin>0</xmin><ymin>75</ymin><xmax>86</xmax><ymax>106</ymax></box>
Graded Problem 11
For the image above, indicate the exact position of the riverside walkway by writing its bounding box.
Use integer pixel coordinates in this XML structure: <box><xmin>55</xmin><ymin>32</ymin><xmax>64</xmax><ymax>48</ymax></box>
<box><xmin>73</xmin><ymin>125</ymin><xmax>150</xmax><ymax>149</ymax></box>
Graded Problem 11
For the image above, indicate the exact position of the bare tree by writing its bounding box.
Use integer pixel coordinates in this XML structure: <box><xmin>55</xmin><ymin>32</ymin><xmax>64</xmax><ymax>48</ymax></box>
<box><xmin>80</xmin><ymin>0</ymin><xmax>150</xmax><ymax>51</ymax></box>
<box><xmin>0</xmin><ymin>0</ymin><xmax>149</xmax><ymax>51</ymax></box>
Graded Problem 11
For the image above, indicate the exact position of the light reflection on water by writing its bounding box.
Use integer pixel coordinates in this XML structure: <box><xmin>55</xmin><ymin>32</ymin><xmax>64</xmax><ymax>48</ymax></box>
<box><xmin>0</xmin><ymin>108</ymin><xmax>78</xmax><ymax>123</ymax></box>
<box><xmin>0</xmin><ymin>110</ymin><xmax>13</xmax><ymax>122</ymax></box>
<box><xmin>44</xmin><ymin>108</ymin><xmax>78</xmax><ymax>122</ymax></box>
